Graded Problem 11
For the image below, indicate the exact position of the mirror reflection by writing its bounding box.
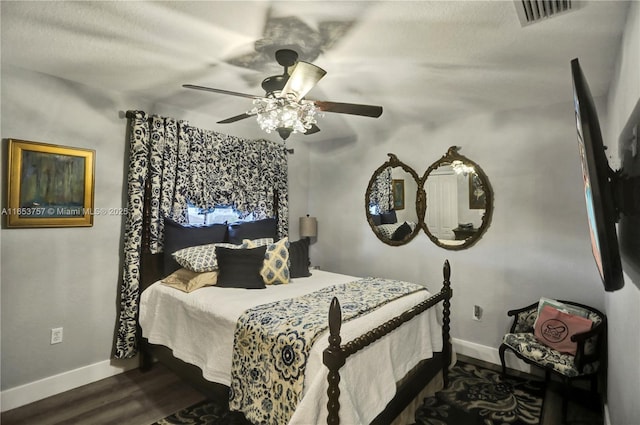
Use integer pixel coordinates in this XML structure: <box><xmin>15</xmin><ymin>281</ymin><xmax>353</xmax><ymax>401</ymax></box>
<box><xmin>365</xmin><ymin>147</ymin><xmax>493</xmax><ymax>250</ymax></box>
<box><xmin>366</xmin><ymin>154</ymin><xmax>422</xmax><ymax>246</ymax></box>
<box><xmin>423</xmin><ymin>146</ymin><xmax>493</xmax><ymax>250</ymax></box>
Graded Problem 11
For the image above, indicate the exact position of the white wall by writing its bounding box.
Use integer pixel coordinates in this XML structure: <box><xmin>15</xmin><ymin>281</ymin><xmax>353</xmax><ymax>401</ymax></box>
<box><xmin>603</xmin><ymin>3</ymin><xmax>640</xmax><ymax>425</ymax></box>
<box><xmin>0</xmin><ymin>65</ymin><xmax>148</xmax><ymax>408</ymax></box>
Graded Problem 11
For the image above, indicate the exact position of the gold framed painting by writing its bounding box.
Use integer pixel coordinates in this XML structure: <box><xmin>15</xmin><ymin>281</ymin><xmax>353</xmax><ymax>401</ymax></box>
<box><xmin>5</xmin><ymin>139</ymin><xmax>95</xmax><ymax>228</ymax></box>
<box><xmin>392</xmin><ymin>179</ymin><xmax>405</xmax><ymax>210</ymax></box>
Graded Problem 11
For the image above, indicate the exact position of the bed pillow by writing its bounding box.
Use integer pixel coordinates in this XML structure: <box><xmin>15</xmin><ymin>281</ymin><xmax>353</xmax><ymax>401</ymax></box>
<box><xmin>172</xmin><ymin>242</ymin><xmax>247</xmax><ymax>273</ymax></box>
<box><xmin>227</xmin><ymin>218</ymin><xmax>277</xmax><ymax>245</ymax></box>
<box><xmin>215</xmin><ymin>245</ymin><xmax>268</xmax><ymax>289</ymax></box>
<box><xmin>245</xmin><ymin>237</ymin><xmax>291</xmax><ymax>285</ymax></box>
<box><xmin>533</xmin><ymin>305</ymin><xmax>593</xmax><ymax>355</ymax></box>
<box><xmin>260</xmin><ymin>238</ymin><xmax>290</xmax><ymax>285</ymax></box>
<box><xmin>163</xmin><ymin>217</ymin><xmax>228</xmax><ymax>276</ymax></box>
<box><xmin>242</xmin><ymin>238</ymin><xmax>274</xmax><ymax>248</ymax></box>
<box><xmin>289</xmin><ymin>238</ymin><xmax>311</xmax><ymax>278</ymax></box>
<box><xmin>380</xmin><ymin>210</ymin><xmax>397</xmax><ymax>224</ymax></box>
<box><xmin>161</xmin><ymin>268</ymin><xmax>218</xmax><ymax>293</ymax></box>
<box><xmin>391</xmin><ymin>222</ymin><xmax>412</xmax><ymax>241</ymax></box>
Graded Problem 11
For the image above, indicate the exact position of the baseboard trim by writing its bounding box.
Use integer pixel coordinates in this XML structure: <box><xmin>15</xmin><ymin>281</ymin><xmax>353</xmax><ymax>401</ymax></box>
<box><xmin>452</xmin><ymin>337</ymin><xmax>535</xmax><ymax>375</ymax></box>
<box><xmin>1</xmin><ymin>357</ymin><xmax>139</xmax><ymax>412</ymax></box>
<box><xmin>603</xmin><ymin>402</ymin><xmax>611</xmax><ymax>425</ymax></box>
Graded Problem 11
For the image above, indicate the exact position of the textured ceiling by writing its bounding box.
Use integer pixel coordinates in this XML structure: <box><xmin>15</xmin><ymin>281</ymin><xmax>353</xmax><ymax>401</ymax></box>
<box><xmin>0</xmin><ymin>1</ymin><xmax>630</xmax><ymax>142</ymax></box>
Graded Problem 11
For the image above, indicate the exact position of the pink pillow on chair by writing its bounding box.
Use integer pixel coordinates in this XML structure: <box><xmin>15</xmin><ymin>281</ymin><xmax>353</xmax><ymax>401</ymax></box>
<box><xmin>533</xmin><ymin>305</ymin><xmax>593</xmax><ymax>355</ymax></box>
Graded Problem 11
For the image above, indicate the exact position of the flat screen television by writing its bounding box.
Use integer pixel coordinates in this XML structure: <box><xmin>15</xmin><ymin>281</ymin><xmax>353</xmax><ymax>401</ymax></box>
<box><xmin>571</xmin><ymin>58</ymin><xmax>624</xmax><ymax>291</ymax></box>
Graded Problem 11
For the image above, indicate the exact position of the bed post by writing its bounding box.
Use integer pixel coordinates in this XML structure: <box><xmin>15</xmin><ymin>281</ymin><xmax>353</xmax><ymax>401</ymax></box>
<box><xmin>324</xmin><ymin>297</ymin><xmax>345</xmax><ymax>425</ymax></box>
<box><xmin>441</xmin><ymin>259</ymin><xmax>452</xmax><ymax>388</ymax></box>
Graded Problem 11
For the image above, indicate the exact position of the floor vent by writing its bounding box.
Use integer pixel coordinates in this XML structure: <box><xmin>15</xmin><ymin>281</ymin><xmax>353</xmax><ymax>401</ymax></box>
<box><xmin>513</xmin><ymin>0</ymin><xmax>580</xmax><ymax>26</ymax></box>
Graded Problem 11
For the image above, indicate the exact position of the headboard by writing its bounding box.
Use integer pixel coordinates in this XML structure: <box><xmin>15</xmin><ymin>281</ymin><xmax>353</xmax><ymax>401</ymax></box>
<box><xmin>138</xmin><ymin>176</ymin><xmax>281</xmax><ymax>292</ymax></box>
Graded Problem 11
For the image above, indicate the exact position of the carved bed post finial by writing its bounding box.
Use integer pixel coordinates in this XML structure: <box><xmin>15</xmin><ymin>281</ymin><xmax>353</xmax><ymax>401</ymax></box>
<box><xmin>443</xmin><ymin>260</ymin><xmax>451</xmax><ymax>286</ymax></box>
<box><xmin>441</xmin><ymin>259</ymin><xmax>452</xmax><ymax>387</ymax></box>
<box><xmin>324</xmin><ymin>297</ymin><xmax>345</xmax><ymax>425</ymax></box>
<box><xmin>328</xmin><ymin>297</ymin><xmax>342</xmax><ymax>347</ymax></box>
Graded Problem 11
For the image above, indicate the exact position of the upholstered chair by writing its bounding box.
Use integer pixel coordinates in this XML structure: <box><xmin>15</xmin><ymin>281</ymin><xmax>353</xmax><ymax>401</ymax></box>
<box><xmin>499</xmin><ymin>300</ymin><xmax>606</xmax><ymax>422</ymax></box>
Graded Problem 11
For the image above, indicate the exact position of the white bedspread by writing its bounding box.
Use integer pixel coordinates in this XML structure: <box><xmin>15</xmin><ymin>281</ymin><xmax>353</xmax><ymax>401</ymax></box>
<box><xmin>139</xmin><ymin>270</ymin><xmax>443</xmax><ymax>425</ymax></box>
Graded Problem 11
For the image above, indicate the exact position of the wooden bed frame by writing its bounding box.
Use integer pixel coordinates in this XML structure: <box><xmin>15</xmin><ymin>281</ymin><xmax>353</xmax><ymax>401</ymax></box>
<box><xmin>136</xmin><ymin>180</ymin><xmax>453</xmax><ymax>425</ymax></box>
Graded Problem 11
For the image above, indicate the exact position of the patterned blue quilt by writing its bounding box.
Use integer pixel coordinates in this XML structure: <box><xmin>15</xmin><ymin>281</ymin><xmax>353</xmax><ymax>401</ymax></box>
<box><xmin>228</xmin><ymin>277</ymin><xmax>427</xmax><ymax>425</ymax></box>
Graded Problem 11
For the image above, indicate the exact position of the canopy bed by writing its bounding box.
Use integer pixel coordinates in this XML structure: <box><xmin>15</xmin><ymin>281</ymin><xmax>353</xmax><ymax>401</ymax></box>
<box><xmin>116</xmin><ymin>111</ymin><xmax>453</xmax><ymax>425</ymax></box>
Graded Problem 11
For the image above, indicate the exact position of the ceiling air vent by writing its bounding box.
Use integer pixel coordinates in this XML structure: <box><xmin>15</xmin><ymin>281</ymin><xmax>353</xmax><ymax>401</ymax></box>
<box><xmin>513</xmin><ymin>0</ymin><xmax>580</xmax><ymax>26</ymax></box>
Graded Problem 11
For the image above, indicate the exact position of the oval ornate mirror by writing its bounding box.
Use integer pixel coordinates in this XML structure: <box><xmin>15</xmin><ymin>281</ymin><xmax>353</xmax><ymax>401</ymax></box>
<box><xmin>365</xmin><ymin>154</ymin><xmax>423</xmax><ymax>246</ymax></box>
<box><xmin>422</xmin><ymin>146</ymin><xmax>493</xmax><ymax>250</ymax></box>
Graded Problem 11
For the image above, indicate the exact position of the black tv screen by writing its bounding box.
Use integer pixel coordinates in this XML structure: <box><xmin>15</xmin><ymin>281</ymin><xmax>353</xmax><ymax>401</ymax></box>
<box><xmin>571</xmin><ymin>58</ymin><xmax>624</xmax><ymax>291</ymax></box>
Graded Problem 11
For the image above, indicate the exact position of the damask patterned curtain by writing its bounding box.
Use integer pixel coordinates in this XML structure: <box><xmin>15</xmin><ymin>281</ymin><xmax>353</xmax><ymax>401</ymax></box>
<box><xmin>369</xmin><ymin>166</ymin><xmax>393</xmax><ymax>213</ymax></box>
<box><xmin>114</xmin><ymin>111</ymin><xmax>288</xmax><ymax>359</ymax></box>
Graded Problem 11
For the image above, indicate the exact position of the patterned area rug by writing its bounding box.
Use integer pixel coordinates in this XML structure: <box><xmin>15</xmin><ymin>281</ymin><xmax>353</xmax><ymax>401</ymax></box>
<box><xmin>154</xmin><ymin>362</ymin><xmax>544</xmax><ymax>425</ymax></box>
<box><xmin>153</xmin><ymin>400</ymin><xmax>249</xmax><ymax>425</ymax></box>
<box><xmin>412</xmin><ymin>362</ymin><xmax>546</xmax><ymax>425</ymax></box>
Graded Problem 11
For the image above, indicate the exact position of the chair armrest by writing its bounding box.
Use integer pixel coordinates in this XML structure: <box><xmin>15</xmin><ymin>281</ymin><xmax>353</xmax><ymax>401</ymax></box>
<box><xmin>571</xmin><ymin>326</ymin><xmax>600</xmax><ymax>342</ymax></box>
<box><xmin>571</xmin><ymin>316</ymin><xmax>606</xmax><ymax>373</ymax></box>
<box><xmin>506</xmin><ymin>302</ymin><xmax>539</xmax><ymax>333</ymax></box>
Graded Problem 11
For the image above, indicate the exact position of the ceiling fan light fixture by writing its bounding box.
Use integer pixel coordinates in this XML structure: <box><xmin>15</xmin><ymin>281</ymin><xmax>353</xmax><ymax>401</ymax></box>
<box><xmin>251</xmin><ymin>96</ymin><xmax>321</xmax><ymax>139</ymax></box>
<box><xmin>184</xmin><ymin>49</ymin><xmax>382</xmax><ymax>140</ymax></box>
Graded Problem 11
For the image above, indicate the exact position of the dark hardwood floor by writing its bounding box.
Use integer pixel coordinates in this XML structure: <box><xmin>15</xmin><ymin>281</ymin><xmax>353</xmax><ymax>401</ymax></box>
<box><xmin>1</xmin><ymin>363</ymin><xmax>205</xmax><ymax>425</ymax></box>
<box><xmin>1</xmin><ymin>355</ymin><xmax>603</xmax><ymax>425</ymax></box>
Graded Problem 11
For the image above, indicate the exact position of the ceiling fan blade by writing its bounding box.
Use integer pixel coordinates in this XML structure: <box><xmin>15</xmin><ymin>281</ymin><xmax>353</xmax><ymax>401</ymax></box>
<box><xmin>183</xmin><ymin>84</ymin><xmax>262</xmax><ymax>100</ymax></box>
<box><xmin>304</xmin><ymin>124</ymin><xmax>321</xmax><ymax>135</ymax></box>
<box><xmin>217</xmin><ymin>112</ymin><xmax>256</xmax><ymax>124</ymax></box>
<box><xmin>314</xmin><ymin>101</ymin><xmax>383</xmax><ymax>118</ymax></box>
<box><xmin>280</xmin><ymin>62</ymin><xmax>326</xmax><ymax>101</ymax></box>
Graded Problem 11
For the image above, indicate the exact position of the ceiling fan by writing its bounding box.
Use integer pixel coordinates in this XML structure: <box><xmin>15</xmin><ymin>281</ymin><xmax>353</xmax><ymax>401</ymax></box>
<box><xmin>183</xmin><ymin>49</ymin><xmax>383</xmax><ymax>140</ymax></box>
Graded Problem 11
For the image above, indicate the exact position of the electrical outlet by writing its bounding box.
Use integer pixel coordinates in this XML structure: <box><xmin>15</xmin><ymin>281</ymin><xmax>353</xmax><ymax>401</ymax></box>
<box><xmin>473</xmin><ymin>305</ymin><xmax>483</xmax><ymax>321</ymax></box>
<box><xmin>51</xmin><ymin>327</ymin><xmax>63</xmax><ymax>344</ymax></box>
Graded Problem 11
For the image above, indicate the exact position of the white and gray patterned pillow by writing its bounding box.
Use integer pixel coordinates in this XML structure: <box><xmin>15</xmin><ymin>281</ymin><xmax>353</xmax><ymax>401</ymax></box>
<box><xmin>376</xmin><ymin>223</ymin><xmax>402</xmax><ymax>240</ymax></box>
<box><xmin>173</xmin><ymin>242</ymin><xmax>248</xmax><ymax>272</ymax></box>
<box><xmin>242</xmin><ymin>238</ymin><xmax>274</xmax><ymax>247</ymax></box>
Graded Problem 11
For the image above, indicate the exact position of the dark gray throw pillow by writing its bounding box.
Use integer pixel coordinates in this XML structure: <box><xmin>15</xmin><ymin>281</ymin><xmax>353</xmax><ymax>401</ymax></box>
<box><xmin>371</xmin><ymin>214</ymin><xmax>382</xmax><ymax>226</ymax></box>
<box><xmin>215</xmin><ymin>245</ymin><xmax>268</xmax><ymax>289</ymax></box>
<box><xmin>289</xmin><ymin>238</ymin><xmax>311</xmax><ymax>278</ymax></box>
<box><xmin>227</xmin><ymin>218</ymin><xmax>278</xmax><ymax>245</ymax></box>
<box><xmin>163</xmin><ymin>217</ymin><xmax>228</xmax><ymax>276</ymax></box>
<box><xmin>391</xmin><ymin>222</ymin><xmax>412</xmax><ymax>241</ymax></box>
<box><xmin>381</xmin><ymin>210</ymin><xmax>397</xmax><ymax>224</ymax></box>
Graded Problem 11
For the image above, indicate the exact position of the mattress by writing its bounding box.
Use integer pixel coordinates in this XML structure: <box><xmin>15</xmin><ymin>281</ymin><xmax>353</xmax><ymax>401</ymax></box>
<box><xmin>139</xmin><ymin>269</ymin><xmax>443</xmax><ymax>424</ymax></box>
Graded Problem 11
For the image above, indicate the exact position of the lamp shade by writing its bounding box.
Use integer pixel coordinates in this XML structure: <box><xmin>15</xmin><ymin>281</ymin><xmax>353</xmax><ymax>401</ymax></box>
<box><xmin>299</xmin><ymin>215</ymin><xmax>318</xmax><ymax>238</ymax></box>
<box><xmin>282</xmin><ymin>62</ymin><xmax>327</xmax><ymax>101</ymax></box>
